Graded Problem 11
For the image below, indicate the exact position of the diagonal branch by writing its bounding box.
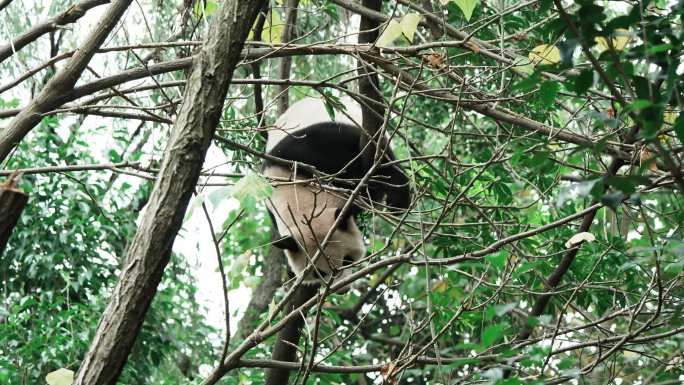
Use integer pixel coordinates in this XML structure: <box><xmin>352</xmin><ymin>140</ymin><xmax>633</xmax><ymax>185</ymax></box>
<box><xmin>0</xmin><ymin>0</ymin><xmax>14</xmax><ymax>12</ymax></box>
<box><xmin>0</xmin><ymin>0</ymin><xmax>132</xmax><ymax>163</ymax></box>
<box><xmin>0</xmin><ymin>0</ymin><xmax>110</xmax><ymax>64</ymax></box>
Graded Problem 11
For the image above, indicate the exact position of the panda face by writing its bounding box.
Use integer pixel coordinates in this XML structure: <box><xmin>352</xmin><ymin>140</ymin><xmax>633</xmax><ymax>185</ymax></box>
<box><xmin>274</xmin><ymin>206</ymin><xmax>365</xmax><ymax>285</ymax></box>
<box><xmin>265</xmin><ymin>166</ymin><xmax>365</xmax><ymax>289</ymax></box>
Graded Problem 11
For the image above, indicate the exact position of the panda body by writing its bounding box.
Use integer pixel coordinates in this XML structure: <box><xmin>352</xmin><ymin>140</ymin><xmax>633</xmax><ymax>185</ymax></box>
<box><xmin>263</xmin><ymin>97</ymin><xmax>410</xmax><ymax>286</ymax></box>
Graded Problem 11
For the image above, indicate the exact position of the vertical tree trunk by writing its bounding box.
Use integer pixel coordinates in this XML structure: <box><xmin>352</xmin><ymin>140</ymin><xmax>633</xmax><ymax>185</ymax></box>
<box><xmin>0</xmin><ymin>174</ymin><xmax>28</xmax><ymax>256</ymax></box>
<box><xmin>276</xmin><ymin>0</ymin><xmax>300</xmax><ymax>115</ymax></box>
<box><xmin>251</xmin><ymin>3</ymin><xmax>270</xmax><ymax>132</ymax></box>
<box><xmin>73</xmin><ymin>1</ymin><xmax>265</xmax><ymax>384</ymax></box>
<box><xmin>264</xmin><ymin>284</ymin><xmax>319</xmax><ymax>385</ymax></box>
<box><xmin>357</xmin><ymin>0</ymin><xmax>385</xmax><ymax>166</ymax></box>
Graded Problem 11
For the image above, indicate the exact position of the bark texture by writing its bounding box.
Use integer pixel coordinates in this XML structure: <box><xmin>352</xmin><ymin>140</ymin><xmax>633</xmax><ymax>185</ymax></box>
<box><xmin>276</xmin><ymin>0</ymin><xmax>300</xmax><ymax>115</ymax></box>
<box><xmin>0</xmin><ymin>174</ymin><xmax>28</xmax><ymax>256</ymax></box>
<box><xmin>0</xmin><ymin>0</ymin><xmax>129</xmax><ymax>162</ymax></box>
<box><xmin>73</xmin><ymin>1</ymin><xmax>265</xmax><ymax>384</ymax></box>
<box><xmin>357</xmin><ymin>0</ymin><xmax>385</xmax><ymax>167</ymax></box>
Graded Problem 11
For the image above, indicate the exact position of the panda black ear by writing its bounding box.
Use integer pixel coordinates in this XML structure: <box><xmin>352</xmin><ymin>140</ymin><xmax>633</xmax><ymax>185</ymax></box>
<box><xmin>334</xmin><ymin>205</ymin><xmax>360</xmax><ymax>219</ymax></box>
<box><xmin>273</xmin><ymin>235</ymin><xmax>299</xmax><ymax>252</ymax></box>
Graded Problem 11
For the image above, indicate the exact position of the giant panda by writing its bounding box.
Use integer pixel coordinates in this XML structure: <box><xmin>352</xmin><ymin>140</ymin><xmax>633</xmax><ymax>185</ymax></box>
<box><xmin>263</xmin><ymin>97</ymin><xmax>410</xmax><ymax>286</ymax></box>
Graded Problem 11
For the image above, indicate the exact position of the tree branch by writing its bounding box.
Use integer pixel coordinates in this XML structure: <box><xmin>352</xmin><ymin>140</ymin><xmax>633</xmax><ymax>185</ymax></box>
<box><xmin>0</xmin><ymin>0</ymin><xmax>132</xmax><ymax>163</ymax></box>
<box><xmin>0</xmin><ymin>0</ymin><xmax>110</xmax><ymax>64</ymax></box>
<box><xmin>264</xmin><ymin>283</ymin><xmax>318</xmax><ymax>385</ymax></box>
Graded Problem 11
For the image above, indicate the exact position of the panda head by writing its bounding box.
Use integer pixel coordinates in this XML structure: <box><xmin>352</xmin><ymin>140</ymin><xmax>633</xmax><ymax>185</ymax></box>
<box><xmin>271</xmin><ymin>203</ymin><xmax>365</xmax><ymax>291</ymax></box>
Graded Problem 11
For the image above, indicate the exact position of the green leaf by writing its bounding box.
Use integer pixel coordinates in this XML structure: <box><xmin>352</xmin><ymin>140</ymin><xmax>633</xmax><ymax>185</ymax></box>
<box><xmin>538</xmin><ymin>80</ymin><xmax>560</xmax><ymax>108</ymax></box>
<box><xmin>647</xmin><ymin>44</ymin><xmax>672</xmax><ymax>54</ymax></box>
<box><xmin>626</xmin><ymin>99</ymin><xmax>653</xmax><ymax>111</ymax></box>
<box><xmin>481</xmin><ymin>324</ymin><xmax>504</xmax><ymax>347</ymax></box>
<box><xmin>539</xmin><ymin>0</ymin><xmax>553</xmax><ymax>12</ymax></box>
<box><xmin>249</xmin><ymin>9</ymin><xmax>283</xmax><ymax>42</ymax></box>
<box><xmin>511</xmin><ymin>56</ymin><xmax>535</xmax><ymax>75</ymax></box>
<box><xmin>486</xmin><ymin>250</ymin><xmax>507</xmax><ymax>269</ymax></box>
<box><xmin>574</xmin><ymin>69</ymin><xmax>594</xmax><ymax>95</ymax></box>
<box><xmin>232</xmin><ymin>173</ymin><xmax>272</xmax><ymax>206</ymax></box>
<box><xmin>323</xmin><ymin>99</ymin><xmax>336</xmax><ymax>121</ymax></box>
<box><xmin>529</xmin><ymin>44</ymin><xmax>561</xmax><ymax>65</ymax></box>
<box><xmin>453</xmin><ymin>0</ymin><xmax>479</xmax><ymax>21</ymax></box>
<box><xmin>318</xmin><ymin>89</ymin><xmax>344</xmax><ymax>121</ymax></box>
<box><xmin>512</xmin><ymin>72</ymin><xmax>541</xmax><ymax>92</ymax></box>
<box><xmin>606</xmin><ymin>175</ymin><xmax>650</xmax><ymax>194</ymax></box>
<box><xmin>194</xmin><ymin>0</ymin><xmax>218</xmax><ymax>17</ymax></box>
<box><xmin>632</xmin><ymin>76</ymin><xmax>652</xmax><ymax>100</ymax></box>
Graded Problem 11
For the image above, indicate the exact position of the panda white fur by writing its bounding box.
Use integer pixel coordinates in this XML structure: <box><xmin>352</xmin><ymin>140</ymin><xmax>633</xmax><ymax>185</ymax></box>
<box><xmin>263</xmin><ymin>97</ymin><xmax>410</xmax><ymax>286</ymax></box>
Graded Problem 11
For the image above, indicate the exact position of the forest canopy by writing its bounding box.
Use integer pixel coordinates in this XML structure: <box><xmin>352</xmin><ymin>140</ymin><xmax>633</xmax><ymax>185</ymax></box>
<box><xmin>0</xmin><ymin>0</ymin><xmax>683</xmax><ymax>384</ymax></box>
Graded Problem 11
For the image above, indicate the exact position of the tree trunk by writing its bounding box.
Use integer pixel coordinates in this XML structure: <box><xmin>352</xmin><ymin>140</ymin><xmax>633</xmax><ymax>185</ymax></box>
<box><xmin>73</xmin><ymin>1</ymin><xmax>265</xmax><ymax>384</ymax></box>
<box><xmin>276</xmin><ymin>0</ymin><xmax>300</xmax><ymax>115</ymax></box>
<box><xmin>357</xmin><ymin>0</ymin><xmax>385</xmax><ymax>167</ymax></box>
<box><xmin>0</xmin><ymin>175</ymin><xmax>28</xmax><ymax>256</ymax></box>
<box><xmin>264</xmin><ymin>283</ymin><xmax>319</xmax><ymax>385</ymax></box>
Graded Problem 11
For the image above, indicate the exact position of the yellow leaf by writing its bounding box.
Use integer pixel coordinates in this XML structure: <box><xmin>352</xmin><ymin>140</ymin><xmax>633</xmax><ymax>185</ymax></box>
<box><xmin>400</xmin><ymin>13</ymin><xmax>421</xmax><ymax>42</ymax></box>
<box><xmin>565</xmin><ymin>232</ymin><xmax>595</xmax><ymax>248</ymax></box>
<box><xmin>595</xmin><ymin>29</ymin><xmax>631</xmax><ymax>51</ymax></box>
<box><xmin>267</xmin><ymin>297</ymin><xmax>277</xmax><ymax>319</ymax></box>
<box><xmin>194</xmin><ymin>0</ymin><xmax>218</xmax><ymax>17</ymax></box>
<box><xmin>249</xmin><ymin>10</ymin><xmax>283</xmax><ymax>43</ymax></box>
<box><xmin>433</xmin><ymin>279</ymin><xmax>448</xmax><ymax>293</ymax></box>
<box><xmin>664</xmin><ymin>110</ymin><xmax>677</xmax><ymax>125</ymax></box>
<box><xmin>453</xmin><ymin>0</ymin><xmax>479</xmax><ymax>21</ymax></box>
<box><xmin>529</xmin><ymin>44</ymin><xmax>561</xmax><ymax>65</ymax></box>
<box><xmin>46</xmin><ymin>369</ymin><xmax>74</xmax><ymax>385</ymax></box>
<box><xmin>376</xmin><ymin>19</ymin><xmax>403</xmax><ymax>48</ymax></box>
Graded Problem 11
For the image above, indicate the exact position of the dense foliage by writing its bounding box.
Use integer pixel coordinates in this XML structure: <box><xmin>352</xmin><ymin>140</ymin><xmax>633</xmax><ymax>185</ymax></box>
<box><xmin>1</xmin><ymin>0</ymin><xmax>683</xmax><ymax>384</ymax></box>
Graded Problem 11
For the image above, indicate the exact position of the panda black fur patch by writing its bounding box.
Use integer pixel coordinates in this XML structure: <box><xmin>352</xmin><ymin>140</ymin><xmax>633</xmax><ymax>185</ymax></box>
<box><xmin>263</xmin><ymin>121</ymin><xmax>411</xmax><ymax>211</ymax></box>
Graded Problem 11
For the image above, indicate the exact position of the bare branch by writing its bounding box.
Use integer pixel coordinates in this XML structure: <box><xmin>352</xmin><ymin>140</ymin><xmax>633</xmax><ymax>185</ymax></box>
<box><xmin>0</xmin><ymin>0</ymin><xmax>134</xmax><ymax>163</ymax></box>
<box><xmin>0</xmin><ymin>0</ymin><xmax>110</xmax><ymax>64</ymax></box>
